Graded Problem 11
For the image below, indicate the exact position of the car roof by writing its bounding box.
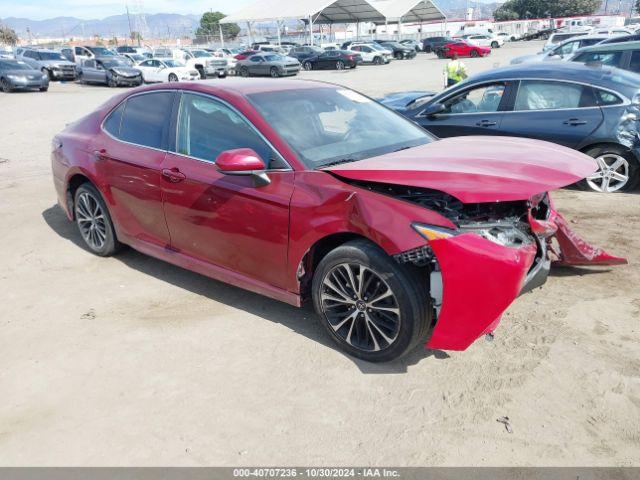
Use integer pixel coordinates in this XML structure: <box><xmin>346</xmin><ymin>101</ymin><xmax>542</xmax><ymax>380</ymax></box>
<box><xmin>578</xmin><ymin>40</ymin><xmax>640</xmax><ymax>52</ymax></box>
<box><xmin>147</xmin><ymin>78</ymin><xmax>337</xmax><ymax>97</ymax></box>
<box><xmin>467</xmin><ymin>62</ymin><xmax>640</xmax><ymax>93</ymax></box>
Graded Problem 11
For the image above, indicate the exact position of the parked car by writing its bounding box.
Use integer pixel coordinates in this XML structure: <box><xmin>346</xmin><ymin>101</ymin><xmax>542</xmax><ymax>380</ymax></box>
<box><xmin>460</xmin><ymin>34</ymin><xmax>504</xmax><ymax>49</ymax></box>
<box><xmin>237</xmin><ymin>54</ymin><xmax>300</xmax><ymax>77</ymax></box>
<box><xmin>234</xmin><ymin>50</ymin><xmax>258</xmax><ymax>61</ymax></box>
<box><xmin>288</xmin><ymin>45</ymin><xmax>323</xmax><ymax>62</ymax></box>
<box><xmin>379</xmin><ymin>62</ymin><xmax>640</xmax><ymax>193</ymax></box>
<box><xmin>176</xmin><ymin>49</ymin><xmax>228</xmax><ymax>79</ymax></box>
<box><xmin>496</xmin><ymin>32</ymin><xmax>517</xmax><ymax>42</ymax></box>
<box><xmin>377</xmin><ymin>41</ymin><xmax>416</xmax><ymax>60</ymax></box>
<box><xmin>73</xmin><ymin>45</ymin><xmax>116</xmax><ymax>65</ymax></box>
<box><xmin>436</xmin><ymin>40</ymin><xmax>491</xmax><ymax>58</ymax></box>
<box><xmin>301</xmin><ymin>50</ymin><xmax>362</xmax><ymax>70</ymax></box>
<box><xmin>399</xmin><ymin>39</ymin><xmax>423</xmax><ymax>52</ymax></box>
<box><xmin>17</xmin><ymin>48</ymin><xmax>77</xmax><ymax>81</ymax></box>
<box><xmin>598</xmin><ymin>34</ymin><xmax>640</xmax><ymax>45</ymax></box>
<box><xmin>570</xmin><ymin>40</ymin><xmax>640</xmax><ymax>75</ymax></box>
<box><xmin>511</xmin><ymin>35</ymin><xmax>609</xmax><ymax>65</ymax></box>
<box><xmin>121</xmin><ymin>53</ymin><xmax>147</xmax><ymax>65</ymax></box>
<box><xmin>0</xmin><ymin>59</ymin><xmax>49</xmax><ymax>92</ymax></box>
<box><xmin>50</xmin><ymin>79</ymin><xmax>624</xmax><ymax>362</ymax></box>
<box><xmin>348</xmin><ymin>44</ymin><xmax>390</xmax><ymax>64</ymax></box>
<box><xmin>136</xmin><ymin>58</ymin><xmax>199</xmax><ymax>83</ymax></box>
<box><xmin>422</xmin><ymin>36</ymin><xmax>453</xmax><ymax>53</ymax></box>
<box><xmin>542</xmin><ymin>32</ymin><xmax>589</xmax><ymax>52</ymax></box>
<box><xmin>78</xmin><ymin>57</ymin><xmax>143</xmax><ymax>87</ymax></box>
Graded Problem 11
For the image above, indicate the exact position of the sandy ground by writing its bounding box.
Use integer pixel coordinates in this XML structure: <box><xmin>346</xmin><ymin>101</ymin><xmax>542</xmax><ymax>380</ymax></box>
<box><xmin>0</xmin><ymin>41</ymin><xmax>639</xmax><ymax>466</ymax></box>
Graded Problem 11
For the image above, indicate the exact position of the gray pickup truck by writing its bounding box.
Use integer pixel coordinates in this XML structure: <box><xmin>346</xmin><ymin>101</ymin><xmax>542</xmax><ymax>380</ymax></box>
<box><xmin>17</xmin><ymin>48</ymin><xmax>77</xmax><ymax>81</ymax></box>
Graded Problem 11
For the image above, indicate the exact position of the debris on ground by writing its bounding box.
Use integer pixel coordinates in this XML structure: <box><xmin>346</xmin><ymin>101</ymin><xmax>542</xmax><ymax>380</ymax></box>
<box><xmin>497</xmin><ymin>416</ymin><xmax>513</xmax><ymax>433</ymax></box>
<box><xmin>80</xmin><ymin>309</ymin><xmax>96</xmax><ymax>320</ymax></box>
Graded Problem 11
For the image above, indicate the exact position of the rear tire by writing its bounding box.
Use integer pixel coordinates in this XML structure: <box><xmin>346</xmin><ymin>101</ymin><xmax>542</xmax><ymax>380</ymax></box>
<box><xmin>74</xmin><ymin>183</ymin><xmax>121</xmax><ymax>257</ymax></box>
<box><xmin>579</xmin><ymin>145</ymin><xmax>640</xmax><ymax>193</ymax></box>
<box><xmin>240</xmin><ymin>66</ymin><xmax>249</xmax><ymax>77</ymax></box>
<box><xmin>436</xmin><ymin>50</ymin><xmax>445</xmax><ymax>59</ymax></box>
<box><xmin>394</xmin><ymin>52</ymin><xmax>403</xmax><ymax>60</ymax></box>
<box><xmin>470</xmin><ymin>49</ymin><xmax>480</xmax><ymax>58</ymax></box>
<box><xmin>270</xmin><ymin>67</ymin><xmax>279</xmax><ymax>78</ymax></box>
<box><xmin>336</xmin><ymin>60</ymin><xmax>345</xmax><ymax>70</ymax></box>
<box><xmin>373</xmin><ymin>56</ymin><xmax>382</xmax><ymax>65</ymax></box>
<box><xmin>491</xmin><ymin>41</ymin><xmax>499</xmax><ymax>48</ymax></box>
<box><xmin>303</xmin><ymin>61</ymin><xmax>312</xmax><ymax>71</ymax></box>
<box><xmin>312</xmin><ymin>239</ymin><xmax>430</xmax><ymax>363</ymax></box>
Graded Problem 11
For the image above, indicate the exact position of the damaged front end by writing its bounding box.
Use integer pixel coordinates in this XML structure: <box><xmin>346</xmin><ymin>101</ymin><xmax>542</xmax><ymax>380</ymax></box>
<box><xmin>379</xmin><ymin>184</ymin><xmax>627</xmax><ymax>350</ymax></box>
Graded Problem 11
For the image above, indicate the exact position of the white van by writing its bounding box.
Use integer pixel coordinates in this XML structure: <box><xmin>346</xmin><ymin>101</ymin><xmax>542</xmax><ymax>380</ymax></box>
<box><xmin>542</xmin><ymin>31</ymin><xmax>589</xmax><ymax>52</ymax></box>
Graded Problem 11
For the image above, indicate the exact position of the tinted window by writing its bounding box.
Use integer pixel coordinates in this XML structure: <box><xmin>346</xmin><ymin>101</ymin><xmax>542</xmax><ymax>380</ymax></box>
<box><xmin>573</xmin><ymin>50</ymin><xmax>624</xmax><ymax>67</ymax></box>
<box><xmin>629</xmin><ymin>50</ymin><xmax>640</xmax><ymax>72</ymax></box>
<box><xmin>515</xmin><ymin>81</ymin><xmax>595</xmax><ymax>110</ymax></box>
<box><xmin>120</xmin><ymin>92</ymin><xmax>174</xmax><ymax>149</ymax></box>
<box><xmin>443</xmin><ymin>83</ymin><xmax>506</xmax><ymax>114</ymax></box>
<box><xmin>103</xmin><ymin>103</ymin><xmax>125</xmax><ymax>137</ymax></box>
<box><xmin>176</xmin><ymin>93</ymin><xmax>276</xmax><ymax>166</ymax></box>
<box><xmin>555</xmin><ymin>40</ymin><xmax>581</xmax><ymax>55</ymax></box>
<box><xmin>595</xmin><ymin>89</ymin><xmax>623</xmax><ymax>106</ymax></box>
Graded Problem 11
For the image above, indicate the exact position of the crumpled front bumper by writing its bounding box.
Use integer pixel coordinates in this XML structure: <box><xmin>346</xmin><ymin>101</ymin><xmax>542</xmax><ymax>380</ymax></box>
<box><xmin>425</xmin><ymin>210</ymin><xmax>626</xmax><ymax>351</ymax></box>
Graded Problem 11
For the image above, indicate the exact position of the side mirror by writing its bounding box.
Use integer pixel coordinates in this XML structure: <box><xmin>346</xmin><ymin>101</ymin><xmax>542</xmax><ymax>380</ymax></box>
<box><xmin>421</xmin><ymin>102</ymin><xmax>446</xmax><ymax>117</ymax></box>
<box><xmin>216</xmin><ymin>148</ymin><xmax>270</xmax><ymax>187</ymax></box>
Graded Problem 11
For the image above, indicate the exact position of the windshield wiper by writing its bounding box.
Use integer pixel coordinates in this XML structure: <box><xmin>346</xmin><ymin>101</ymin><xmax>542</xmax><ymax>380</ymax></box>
<box><xmin>319</xmin><ymin>158</ymin><xmax>358</xmax><ymax>168</ymax></box>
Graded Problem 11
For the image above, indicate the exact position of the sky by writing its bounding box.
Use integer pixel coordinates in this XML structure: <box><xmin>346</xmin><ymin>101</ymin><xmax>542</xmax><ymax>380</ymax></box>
<box><xmin>0</xmin><ymin>0</ymin><xmax>256</xmax><ymax>20</ymax></box>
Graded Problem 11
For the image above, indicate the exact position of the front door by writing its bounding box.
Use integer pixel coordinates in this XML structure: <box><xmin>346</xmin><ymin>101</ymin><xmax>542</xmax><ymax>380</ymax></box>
<box><xmin>161</xmin><ymin>92</ymin><xmax>294</xmax><ymax>290</ymax></box>
<box><xmin>419</xmin><ymin>82</ymin><xmax>510</xmax><ymax>138</ymax></box>
<box><xmin>498</xmin><ymin>80</ymin><xmax>604</xmax><ymax>148</ymax></box>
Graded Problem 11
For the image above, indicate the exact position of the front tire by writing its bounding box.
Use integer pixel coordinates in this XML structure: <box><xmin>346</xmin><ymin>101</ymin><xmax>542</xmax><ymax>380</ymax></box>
<box><xmin>74</xmin><ymin>183</ymin><xmax>121</xmax><ymax>256</ymax></box>
<box><xmin>491</xmin><ymin>41</ymin><xmax>499</xmax><ymax>48</ymax></box>
<box><xmin>335</xmin><ymin>60</ymin><xmax>345</xmax><ymax>70</ymax></box>
<box><xmin>470</xmin><ymin>49</ymin><xmax>479</xmax><ymax>58</ymax></box>
<box><xmin>373</xmin><ymin>56</ymin><xmax>382</xmax><ymax>65</ymax></box>
<box><xmin>107</xmin><ymin>75</ymin><xmax>118</xmax><ymax>88</ymax></box>
<box><xmin>303</xmin><ymin>61</ymin><xmax>312</xmax><ymax>71</ymax></box>
<box><xmin>240</xmin><ymin>66</ymin><xmax>249</xmax><ymax>77</ymax></box>
<box><xmin>580</xmin><ymin>145</ymin><xmax>639</xmax><ymax>193</ymax></box>
<box><xmin>270</xmin><ymin>67</ymin><xmax>280</xmax><ymax>78</ymax></box>
<box><xmin>1</xmin><ymin>78</ymin><xmax>13</xmax><ymax>92</ymax></box>
<box><xmin>312</xmin><ymin>240</ymin><xmax>430</xmax><ymax>363</ymax></box>
<box><xmin>42</xmin><ymin>68</ymin><xmax>53</xmax><ymax>81</ymax></box>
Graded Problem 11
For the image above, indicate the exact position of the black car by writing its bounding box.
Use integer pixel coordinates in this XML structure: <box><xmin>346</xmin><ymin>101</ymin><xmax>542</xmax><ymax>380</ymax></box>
<box><xmin>0</xmin><ymin>58</ymin><xmax>49</xmax><ymax>92</ymax></box>
<box><xmin>301</xmin><ymin>50</ymin><xmax>362</xmax><ymax>70</ymax></box>
<box><xmin>376</xmin><ymin>41</ymin><xmax>416</xmax><ymax>60</ymax></box>
<box><xmin>421</xmin><ymin>36</ymin><xmax>453</xmax><ymax>53</ymax></box>
<box><xmin>379</xmin><ymin>62</ymin><xmax>640</xmax><ymax>193</ymax></box>
<box><xmin>289</xmin><ymin>45</ymin><xmax>323</xmax><ymax>62</ymax></box>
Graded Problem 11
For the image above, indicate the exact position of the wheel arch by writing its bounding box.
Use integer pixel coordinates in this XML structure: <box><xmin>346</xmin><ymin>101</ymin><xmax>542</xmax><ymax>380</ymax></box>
<box><xmin>578</xmin><ymin>141</ymin><xmax>640</xmax><ymax>165</ymax></box>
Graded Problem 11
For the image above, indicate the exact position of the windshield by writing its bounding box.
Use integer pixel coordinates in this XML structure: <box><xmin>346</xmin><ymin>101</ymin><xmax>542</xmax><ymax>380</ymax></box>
<box><xmin>101</xmin><ymin>59</ymin><xmax>129</xmax><ymax>68</ymax></box>
<box><xmin>191</xmin><ymin>50</ymin><xmax>212</xmax><ymax>58</ymax></box>
<box><xmin>369</xmin><ymin>44</ymin><xmax>387</xmax><ymax>51</ymax></box>
<box><xmin>39</xmin><ymin>51</ymin><xmax>66</xmax><ymax>61</ymax></box>
<box><xmin>164</xmin><ymin>59</ymin><xmax>185</xmax><ymax>68</ymax></box>
<box><xmin>263</xmin><ymin>54</ymin><xmax>283</xmax><ymax>61</ymax></box>
<box><xmin>248</xmin><ymin>87</ymin><xmax>433</xmax><ymax>168</ymax></box>
<box><xmin>90</xmin><ymin>47</ymin><xmax>114</xmax><ymax>56</ymax></box>
<box><xmin>129</xmin><ymin>54</ymin><xmax>145</xmax><ymax>62</ymax></box>
<box><xmin>0</xmin><ymin>60</ymin><xmax>32</xmax><ymax>70</ymax></box>
<box><xmin>382</xmin><ymin>42</ymin><xmax>402</xmax><ymax>48</ymax></box>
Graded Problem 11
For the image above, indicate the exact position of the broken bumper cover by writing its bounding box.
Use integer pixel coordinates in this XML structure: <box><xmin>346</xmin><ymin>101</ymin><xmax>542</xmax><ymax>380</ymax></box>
<box><xmin>424</xmin><ymin>210</ymin><xmax>626</xmax><ymax>351</ymax></box>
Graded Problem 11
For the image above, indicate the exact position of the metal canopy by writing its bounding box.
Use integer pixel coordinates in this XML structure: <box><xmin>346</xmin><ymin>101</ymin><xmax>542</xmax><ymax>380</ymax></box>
<box><xmin>220</xmin><ymin>0</ymin><xmax>387</xmax><ymax>24</ymax></box>
<box><xmin>370</xmin><ymin>0</ymin><xmax>446</xmax><ymax>23</ymax></box>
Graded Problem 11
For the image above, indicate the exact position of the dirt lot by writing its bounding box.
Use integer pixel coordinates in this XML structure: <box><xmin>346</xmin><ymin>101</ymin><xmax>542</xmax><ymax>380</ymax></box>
<box><xmin>0</xmin><ymin>41</ymin><xmax>639</xmax><ymax>466</ymax></box>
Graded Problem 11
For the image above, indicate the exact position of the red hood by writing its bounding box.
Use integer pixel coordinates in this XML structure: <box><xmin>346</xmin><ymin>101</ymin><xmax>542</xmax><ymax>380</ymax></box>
<box><xmin>324</xmin><ymin>136</ymin><xmax>597</xmax><ymax>203</ymax></box>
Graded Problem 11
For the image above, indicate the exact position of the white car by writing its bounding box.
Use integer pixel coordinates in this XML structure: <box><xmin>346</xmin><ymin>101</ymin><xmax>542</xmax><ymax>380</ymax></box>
<box><xmin>462</xmin><ymin>34</ymin><xmax>504</xmax><ymax>48</ymax></box>
<box><xmin>136</xmin><ymin>58</ymin><xmax>199</xmax><ymax>83</ymax></box>
<box><xmin>497</xmin><ymin>32</ymin><xmax>517</xmax><ymax>42</ymax></box>
<box><xmin>350</xmin><ymin>42</ymin><xmax>394</xmax><ymax>61</ymax></box>
<box><xmin>348</xmin><ymin>44</ymin><xmax>391</xmax><ymax>64</ymax></box>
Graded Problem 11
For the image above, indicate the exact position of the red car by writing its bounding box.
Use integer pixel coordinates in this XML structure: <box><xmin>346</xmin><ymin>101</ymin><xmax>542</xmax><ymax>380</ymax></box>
<box><xmin>51</xmin><ymin>79</ymin><xmax>625</xmax><ymax>362</ymax></box>
<box><xmin>234</xmin><ymin>50</ymin><xmax>257</xmax><ymax>61</ymax></box>
<box><xmin>438</xmin><ymin>40</ymin><xmax>491</xmax><ymax>58</ymax></box>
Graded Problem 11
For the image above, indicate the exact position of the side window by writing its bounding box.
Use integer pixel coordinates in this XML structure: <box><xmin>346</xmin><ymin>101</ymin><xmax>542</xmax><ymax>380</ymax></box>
<box><xmin>84</xmin><ymin>60</ymin><xmax>95</xmax><ymax>68</ymax></box>
<box><xmin>629</xmin><ymin>50</ymin><xmax>640</xmax><ymax>72</ymax></box>
<box><xmin>514</xmin><ymin>81</ymin><xmax>595</xmax><ymax>111</ymax></box>
<box><xmin>595</xmin><ymin>89</ymin><xmax>623</xmax><ymax>106</ymax></box>
<box><xmin>103</xmin><ymin>102</ymin><xmax>125</xmax><ymax>138</ymax></box>
<box><xmin>75</xmin><ymin>47</ymin><xmax>84</xmax><ymax>55</ymax></box>
<box><xmin>556</xmin><ymin>40</ymin><xmax>579</xmax><ymax>56</ymax></box>
<box><xmin>443</xmin><ymin>83</ymin><xmax>506</xmax><ymax>114</ymax></box>
<box><xmin>120</xmin><ymin>92</ymin><xmax>174</xmax><ymax>149</ymax></box>
<box><xmin>575</xmin><ymin>50</ymin><xmax>623</xmax><ymax>67</ymax></box>
<box><xmin>250</xmin><ymin>56</ymin><xmax>262</xmax><ymax>62</ymax></box>
<box><xmin>176</xmin><ymin>93</ymin><xmax>278</xmax><ymax>167</ymax></box>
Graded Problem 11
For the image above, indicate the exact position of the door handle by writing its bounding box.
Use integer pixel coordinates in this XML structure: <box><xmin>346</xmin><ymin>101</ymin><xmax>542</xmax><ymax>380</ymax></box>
<box><xmin>563</xmin><ymin>118</ymin><xmax>587</xmax><ymax>126</ymax></box>
<box><xmin>93</xmin><ymin>149</ymin><xmax>107</xmax><ymax>160</ymax></box>
<box><xmin>162</xmin><ymin>168</ymin><xmax>186</xmax><ymax>183</ymax></box>
<box><xmin>476</xmin><ymin>120</ymin><xmax>497</xmax><ymax>127</ymax></box>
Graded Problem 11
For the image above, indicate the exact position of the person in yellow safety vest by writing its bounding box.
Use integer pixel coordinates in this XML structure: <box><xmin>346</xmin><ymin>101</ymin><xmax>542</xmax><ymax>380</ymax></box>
<box><xmin>444</xmin><ymin>53</ymin><xmax>468</xmax><ymax>87</ymax></box>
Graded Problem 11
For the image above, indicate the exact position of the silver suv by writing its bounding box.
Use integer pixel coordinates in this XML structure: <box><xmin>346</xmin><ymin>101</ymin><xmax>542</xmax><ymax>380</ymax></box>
<box><xmin>18</xmin><ymin>48</ymin><xmax>77</xmax><ymax>81</ymax></box>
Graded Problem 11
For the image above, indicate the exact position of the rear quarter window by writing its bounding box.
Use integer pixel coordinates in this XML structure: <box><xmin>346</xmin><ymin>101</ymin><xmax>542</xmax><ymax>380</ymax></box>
<box><xmin>103</xmin><ymin>103</ymin><xmax>125</xmax><ymax>138</ymax></box>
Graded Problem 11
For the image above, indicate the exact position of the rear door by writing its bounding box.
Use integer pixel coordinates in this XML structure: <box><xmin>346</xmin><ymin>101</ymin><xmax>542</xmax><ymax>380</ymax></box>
<box><xmin>416</xmin><ymin>81</ymin><xmax>511</xmax><ymax>137</ymax></box>
<box><xmin>498</xmin><ymin>80</ymin><xmax>604</xmax><ymax>148</ymax></box>
<box><xmin>96</xmin><ymin>91</ymin><xmax>175</xmax><ymax>247</ymax></box>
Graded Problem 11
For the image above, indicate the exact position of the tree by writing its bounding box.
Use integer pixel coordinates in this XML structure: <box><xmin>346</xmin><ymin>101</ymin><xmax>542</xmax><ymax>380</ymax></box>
<box><xmin>196</xmin><ymin>11</ymin><xmax>240</xmax><ymax>41</ymax></box>
<box><xmin>0</xmin><ymin>24</ymin><xmax>18</xmax><ymax>45</ymax></box>
<box><xmin>492</xmin><ymin>0</ymin><xmax>602</xmax><ymax>20</ymax></box>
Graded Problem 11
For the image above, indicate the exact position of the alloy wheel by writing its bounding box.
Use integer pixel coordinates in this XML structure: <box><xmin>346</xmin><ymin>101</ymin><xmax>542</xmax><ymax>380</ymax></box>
<box><xmin>1</xmin><ymin>78</ymin><xmax>11</xmax><ymax>92</ymax></box>
<box><xmin>336</xmin><ymin>61</ymin><xmax>345</xmax><ymax>70</ymax></box>
<box><xmin>586</xmin><ymin>154</ymin><xmax>630</xmax><ymax>193</ymax></box>
<box><xmin>303</xmin><ymin>61</ymin><xmax>312</xmax><ymax>71</ymax></box>
<box><xmin>75</xmin><ymin>192</ymin><xmax>107</xmax><ymax>251</ymax></box>
<box><xmin>241</xmin><ymin>67</ymin><xmax>249</xmax><ymax>77</ymax></box>
<box><xmin>320</xmin><ymin>263</ymin><xmax>401</xmax><ymax>352</ymax></box>
<box><xmin>270</xmin><ymin>67</ymin><xmax>279</xmax><ymax>78</ymax></box>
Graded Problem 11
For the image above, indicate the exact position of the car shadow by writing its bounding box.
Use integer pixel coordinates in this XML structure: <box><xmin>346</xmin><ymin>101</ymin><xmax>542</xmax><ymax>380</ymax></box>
<box><xmin>42</xmin><ymin>204</ymin><xmax>447</xmax><ymax>373</ymax></box>
<box><xmin>549</xmin><ymin>265</ymin><xmax>614</xmax><ymax>277</ymax></box>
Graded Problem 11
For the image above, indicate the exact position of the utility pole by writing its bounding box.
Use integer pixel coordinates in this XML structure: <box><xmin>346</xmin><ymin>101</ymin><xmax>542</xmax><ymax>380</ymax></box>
<box><xmin>126</xmin><ymin>4</ymin><xmax>133</xmax><ymax>44</ymax></box>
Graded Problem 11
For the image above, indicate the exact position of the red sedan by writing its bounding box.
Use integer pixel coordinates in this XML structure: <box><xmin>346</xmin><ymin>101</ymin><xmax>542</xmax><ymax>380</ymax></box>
<box><xmin>438</xmin><ymin>40</ymin><xmax>491</xmax><ymax>58</ymax></box>
<box><xmin>51</xmin><ymin>79</ymin><xmax>625</xmax><ymax>362</ymax></box>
